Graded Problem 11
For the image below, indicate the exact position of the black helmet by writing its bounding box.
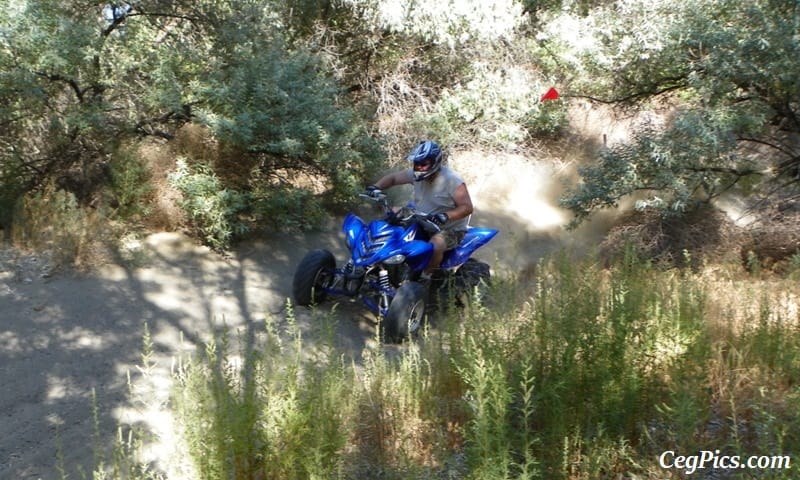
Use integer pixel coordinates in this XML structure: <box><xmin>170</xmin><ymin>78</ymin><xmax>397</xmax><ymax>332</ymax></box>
<box><xmin>407</xmin><ymin>140</ymin><xmax>443</xmax><ymax>181</ymax></box>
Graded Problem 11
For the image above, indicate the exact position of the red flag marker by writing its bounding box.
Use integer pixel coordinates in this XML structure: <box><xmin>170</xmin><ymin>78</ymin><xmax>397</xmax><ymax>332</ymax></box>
<box><xmin>540</xmin><ymin>87</ymin><xmax>559</xmax><ymax>101</ymax></box>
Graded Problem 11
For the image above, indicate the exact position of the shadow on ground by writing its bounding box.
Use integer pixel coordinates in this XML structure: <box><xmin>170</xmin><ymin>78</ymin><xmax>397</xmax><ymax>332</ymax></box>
<box><xmin>0</xmin><ymin>154</ymin><xmax>616</xmax><ymax>478</ymax></box>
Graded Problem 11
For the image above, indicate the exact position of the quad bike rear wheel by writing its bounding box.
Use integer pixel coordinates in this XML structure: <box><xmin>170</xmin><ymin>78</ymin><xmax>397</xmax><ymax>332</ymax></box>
<box><xmin>455</xmin><ymin>259</ymin><xmax>491</xmax><ymax>292</ymax></box>
<box><xmin>432</xmin><ymin>259</ymin><xmax>492</xmax><ymax>311</ymax></box>
<box><xmin>292</xmin><ymin>249</ymin><xmax>336</xmax><ymax>306</ymax></box>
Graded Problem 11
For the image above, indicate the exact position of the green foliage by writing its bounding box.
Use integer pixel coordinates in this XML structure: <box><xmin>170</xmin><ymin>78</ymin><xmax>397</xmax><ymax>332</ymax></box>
<box><xmin>109</xmin><ymin>148</ymin><xmax>154</xmax><ymax>221</ymax></box>
<box><xmin>0</xmin><ymin>0</ymin><xmax>384</xmax><ymax>239</ymax></box>
<box><xmin>553</xmin><ymin>0</ymin><xmax>800</xmax><ymax>222</ymax></box>
<box><xmin>489</xmin><ymin>253</ymin><xmax>705</xmax><ymax>474</ymax></box>
<box><xmin>168</xmin><ymin>152</ymin><xmax>342</xmax><ymax>250</ymax></box>
<box><xmin>524</xmin><ymin>100</ymin><xmax>568</xmax><ymax>139</ymax></box>
<box><xmin>192</xmin><ymin>36</ymin><xmax>384</xmax><ymax>211</ymax></box>
<box><xmin>0</xmin><ymin>0</ymin><xmax>173</xmax><ymax>201</ymax></box>
<box><xmin>561</xmin><ymin>113</ymin><xmax>754</xmax><ymax>223</ymax></box>
<box><xmin>411</xmin><ymin>64</ymin><xmax>568</xmax><ymax>151</ymax></box>
<box><xmin>168</xmin><ymin>159</ymin><xmax>250</xmax><ymax>251</ymax></box>
<box><xmin>456</xmin><ymin>336</ymin><xmax>517</xmax><ymax>477</ymax></box>
<box><xmin>250</xmin><ymin>181</ymin><xmax>327</xmax><ymax>233</ymax></box>
<box><xmin>174</xmin><ymin>308</ymin><xmax>352</xmax><ymax>480</ymax></box>
<box><xmin>5</xmin><ymin>0</ymin><xmax>798</xmax><ymax>238</ymax></box>
<box><xmin>160</xmin><ymin>253</ymin><xmax>800</xmax><ymax>479</ymax></box>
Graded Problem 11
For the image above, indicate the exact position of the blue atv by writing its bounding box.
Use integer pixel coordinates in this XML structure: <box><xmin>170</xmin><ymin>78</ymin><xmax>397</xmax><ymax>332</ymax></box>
<box><xmin>292</xmin><ymin>192</ymin><xmax>498</xmax><ymax>342</ymax></box>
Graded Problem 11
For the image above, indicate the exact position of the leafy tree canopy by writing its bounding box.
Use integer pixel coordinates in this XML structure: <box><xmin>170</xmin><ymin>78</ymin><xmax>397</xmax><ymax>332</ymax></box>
<box><xmin>0</xmin><ymin>0</ymin><xmax>384</xmax><ymax>235</ymax></box>
<box><xmin>553</xmin><ymin>0</ymin><xmax>800</xmax><ymax>223</ymax></box>
<box><xmin>4</xmin><ymin>0</ymin><xmax>798</xmax><ymax>244</ymax></box>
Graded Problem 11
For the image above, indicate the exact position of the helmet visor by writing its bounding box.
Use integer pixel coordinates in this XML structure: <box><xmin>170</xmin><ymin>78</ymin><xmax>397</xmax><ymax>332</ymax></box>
<box><xmin>413</xmin><ymin>158</ymin><xmax>434</xmax><ymax>172</ymax></box>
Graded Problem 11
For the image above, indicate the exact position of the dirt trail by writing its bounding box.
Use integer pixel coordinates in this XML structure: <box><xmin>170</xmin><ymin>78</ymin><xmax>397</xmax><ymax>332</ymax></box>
<box><xmin>0</xmin><ymin>152</ymin><xmax>611</xmax><ymax>479</ymax></box>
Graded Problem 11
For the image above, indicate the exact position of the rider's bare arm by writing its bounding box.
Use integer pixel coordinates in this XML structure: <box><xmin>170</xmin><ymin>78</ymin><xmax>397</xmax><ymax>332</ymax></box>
<box><xmin>445</xmin><ymin>183</ymin><xmax>474</xmax><ymax>221</ymax></box>
<box><xmin>372</xmin><ymin>173</ymin><xmax>473</xmax><ymax>222</ymax></box>
<box><xmin>373</xmin><ymin>170</ymin><xmax>412</xmax><ymax>189</ymax></box>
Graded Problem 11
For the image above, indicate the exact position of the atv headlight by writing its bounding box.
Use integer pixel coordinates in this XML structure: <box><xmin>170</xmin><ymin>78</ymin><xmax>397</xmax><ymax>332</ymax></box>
<box><xmin>384</xmin><ymin>254</ymin><xmax>406</xmax><ymax>265</ymax></box>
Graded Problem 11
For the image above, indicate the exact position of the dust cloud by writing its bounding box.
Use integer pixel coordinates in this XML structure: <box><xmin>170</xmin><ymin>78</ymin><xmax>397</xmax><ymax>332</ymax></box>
<box><xmin>446</xmin><ymin>99</ymin><xmax>643</xmax><ymax>275</ymax></box>
<box><xmin>447</xmin><ymin>150</ymin><xmax>622</xmax><ymax>275</ymax></box>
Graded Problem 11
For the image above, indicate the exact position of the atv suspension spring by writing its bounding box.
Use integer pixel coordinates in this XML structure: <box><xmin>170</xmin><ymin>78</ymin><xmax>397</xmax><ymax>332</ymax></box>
<box><xmin>378</xmin><ymin>269</ymin><xmax>390</xmax><ymax>290</ymax></box>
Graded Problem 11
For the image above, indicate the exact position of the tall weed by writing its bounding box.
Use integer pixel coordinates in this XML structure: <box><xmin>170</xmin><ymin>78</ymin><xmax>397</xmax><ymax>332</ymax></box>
<box><xmin>11</xmin><ymin>183</ymin><xmax>110</xmax><ymax>268</ymax></box>
<box><xmin>173</xmin><ymin>309</ymin><xmax>353</xmax><ymax>480</ymax></box>
<box><xmin>163</xmin><ymin>252</ymin><xmax>800</xmax><ymax>479</ymax></box>
<box><xmin>109</xmin><ymin>148</ymin><xmax>154</xmax><ymax>222</ymax></box>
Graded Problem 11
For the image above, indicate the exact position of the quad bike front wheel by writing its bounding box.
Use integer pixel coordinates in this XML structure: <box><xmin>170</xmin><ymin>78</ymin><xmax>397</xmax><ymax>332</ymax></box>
<box><xmin>292</xmin><ymin>249</ymin><xmax>336</xmax><ymax>306</ymax></box>
<box><xmin>384</xmin><ymin>281</ymin><xmax>427</xmax><ymax>343</ymax></box>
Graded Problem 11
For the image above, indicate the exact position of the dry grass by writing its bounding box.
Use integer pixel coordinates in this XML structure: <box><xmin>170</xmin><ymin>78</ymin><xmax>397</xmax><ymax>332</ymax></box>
<box><xmin>10</xmin><ymin>184</ymin><xmax>117</xmax><ymax>270</ymax></box>
<box><xmin>740</xmin><ymin>204</ymin><xmax>800</xmax><ymax>273</ymax></box>
<box><xmin>136</xmin><ymin>135</ymin><xmax>191</xmax><ymax>232</ymax></box>
<box><xmin>600</xmin><ymin>205</ymin><xmax>744</xmax><ymax>269</ymax></box>
<box><xmin>6</xmin><ymin>126</ymin><xmax>212</xmax><ymax>270</ymax></box>
<box><xmin>702</xmin><ymin>268</ymin><xmax>800</xmax><ymax>335</ymax></box>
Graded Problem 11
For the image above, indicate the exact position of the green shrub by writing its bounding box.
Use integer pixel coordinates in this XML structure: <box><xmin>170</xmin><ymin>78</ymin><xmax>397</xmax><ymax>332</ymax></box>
<box><xmin>410</xmin><ymin>65</ymin><xmax>568</xmax><ymax>151</ymax></box>
<box><xmin>109</xmin><ymin>147</ymin><xmax>154</xmax><ymax>222</ymax></box>
<box><xmin>249</xmin><ymin>174</ymin><xmax>328</xmax><ymax>233</ymax></box>
<box><xmin>173</xmin><ymin>308</ymin><xmax>352</xmax><ymax>480</ymax></box>
<box><xmin>193</xmin><ymin>37</ymin><xmax>384</xmax><ymax>215</ymax></box>
<box><xmin>168</xmin><ymin>158</ymin><xmax>250</xmax><ymax>251</ymax></box>
<box><xmin>523</xmin><ymin>100</ymin><xmax>568</xmax><ymax>138</ymax></box>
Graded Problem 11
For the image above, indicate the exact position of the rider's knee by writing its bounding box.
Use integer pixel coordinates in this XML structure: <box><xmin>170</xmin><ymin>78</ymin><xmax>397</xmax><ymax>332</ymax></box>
<box><xmin>429</xmin><ymin>234</ymin><xmax>446</xmax><ymax>252</ymax></box>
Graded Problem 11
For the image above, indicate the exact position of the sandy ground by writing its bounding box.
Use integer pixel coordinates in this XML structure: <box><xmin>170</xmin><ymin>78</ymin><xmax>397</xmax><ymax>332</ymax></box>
<box><xmin>0</xmin><ymin>152</ymin><xmax>613</xmax><ymax>479</ymax></box>
<box><xmin>0</xmin><ymin>229</ymin><xmax>348</xmax><ymax>479</ymax></box>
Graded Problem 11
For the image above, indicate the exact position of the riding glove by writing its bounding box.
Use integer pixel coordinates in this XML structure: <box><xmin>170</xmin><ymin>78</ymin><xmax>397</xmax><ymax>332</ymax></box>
<box><xmin>365</xmin><ymin>185</ymin><xmax>383</xmax><ymax>198</ymax></box>
<box><xmin>429</xmin><ymin>212</ymin><xmax>449</xmax><ymax>226</ymax></box>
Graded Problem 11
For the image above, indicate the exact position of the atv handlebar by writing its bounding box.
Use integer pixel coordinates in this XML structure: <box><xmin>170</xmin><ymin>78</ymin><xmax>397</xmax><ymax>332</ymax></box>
<box><xmin>359</xmin><ymin>192</ymin><xmax>387</xmax><ymax>204</ymax></box>
<box><xmin>358</xmin><ymin>192</ymin><xmax>441</xmax><ymax>233</ymax></box>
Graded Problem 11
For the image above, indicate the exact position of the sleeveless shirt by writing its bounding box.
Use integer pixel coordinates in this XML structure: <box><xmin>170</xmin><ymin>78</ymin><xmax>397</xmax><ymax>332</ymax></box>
<box><xmin>404</xmin><ymin>166</ymin><xmax>470</xmax><ymax>232</ymax></box>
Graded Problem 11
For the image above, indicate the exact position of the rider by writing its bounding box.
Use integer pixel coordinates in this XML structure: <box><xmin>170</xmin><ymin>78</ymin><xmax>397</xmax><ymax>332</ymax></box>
<box><xmin>366</xmin><ymin>140</ymin><xmax>473</xmax><ymax>277</ymax></box>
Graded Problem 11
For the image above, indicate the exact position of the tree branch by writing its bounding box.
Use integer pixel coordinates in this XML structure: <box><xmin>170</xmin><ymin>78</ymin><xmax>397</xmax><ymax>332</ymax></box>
<box><xmin>685</xmin><ymin>165</ymin><xmax>764</xmax><ymax>177</ymax></box>
<box><xmin>133</xmin><ymin>105</ymin><xmax>194</xmax><ymax>139</ymax></box>
<box><xmin>738</xmin><ymin>136</ymin><xmax>796</xmax><ymax>159</ymax></box>
<box><xmin>34</xmin><ymin>71</ymin><xmax>83</xmax><ymax>102</ymax></box>
<box><xmin>568</xmin><ymin>77</ymin><xmax>689</xmax><ymax>104</ymax></box>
